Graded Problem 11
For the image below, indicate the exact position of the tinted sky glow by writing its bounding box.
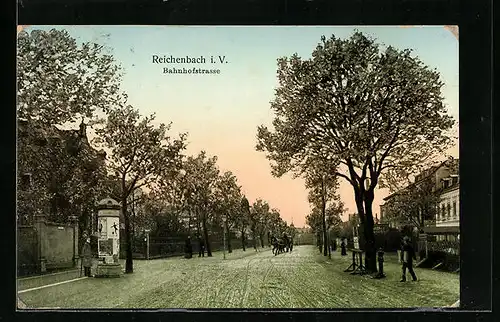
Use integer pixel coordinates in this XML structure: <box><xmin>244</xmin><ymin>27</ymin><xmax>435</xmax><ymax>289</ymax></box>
<box><xmin>25</xmin><ymin>25</ymin><xmax>459</xmax><ymax>227</ymax></box>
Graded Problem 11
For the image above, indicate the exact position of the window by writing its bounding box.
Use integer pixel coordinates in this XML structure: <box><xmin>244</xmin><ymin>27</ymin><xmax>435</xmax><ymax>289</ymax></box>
<box><xmin>442</xmin><ymin>205</ymin><xmax>446</xmax><ymax>220</ymax></box>
<box><xmin>447</xmin><ymin>203</ymin><xmax>451</xmax><ymax>218</ymax></box>
<box><xmin>453</xmin><ymin>201</ymin><xmax>457</xmax><ymax>219</ymax></box>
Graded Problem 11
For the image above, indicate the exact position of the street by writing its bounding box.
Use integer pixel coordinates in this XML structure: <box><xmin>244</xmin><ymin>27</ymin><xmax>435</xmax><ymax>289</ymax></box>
<box><xmin>18</xmin><ymin>245</ymin><xmax>459</xmax><ymax>309</ymax></box>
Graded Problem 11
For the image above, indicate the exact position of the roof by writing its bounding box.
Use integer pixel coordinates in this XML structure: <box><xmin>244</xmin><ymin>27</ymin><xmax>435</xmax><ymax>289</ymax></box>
<box><xmin>440</xmin><ymin>182</ymin><xmax>460</xmax><ymax>194</ymax></box>
<box><xmin>383</xmin><ymin>158</ymin><xmax>459</xmax><ymax>202</ymax></box>
<box><xmin>97</xmin><ymin>198</ymin><xmax>121</xmax><ymax>210</ymax></box>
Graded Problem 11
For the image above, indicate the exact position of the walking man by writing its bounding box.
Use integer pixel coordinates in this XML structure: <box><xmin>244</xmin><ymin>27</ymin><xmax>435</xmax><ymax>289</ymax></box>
<box><xmin>81</xmin><ymin>235</ymin><xmax>93</xmax><ymax>277</ymax></box>
<box><xmin>400</xmin><ymin>236</ymin><xmax>418</xmax><ymax>282</ymax></box>
<box><xmin>198</xmin><ymin>235</ymin><xmax>205</xmax><ymax>257</ymax></box>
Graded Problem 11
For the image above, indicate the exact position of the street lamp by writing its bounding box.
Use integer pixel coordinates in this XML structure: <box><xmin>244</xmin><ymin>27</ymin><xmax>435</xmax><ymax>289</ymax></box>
<box><xmin>69</xmin><ymin>215</ymin><xmax>78</xmax><ymax>267</ymax></box>
<box><xmin>144</xmin><ymin>229</ymin><xmax>151</xmax><ymax>260</ymax></box>
<box><xmin>222</xmin><ymin>217</ymin><xmax>227</xmax><ymax>260</ymax></box>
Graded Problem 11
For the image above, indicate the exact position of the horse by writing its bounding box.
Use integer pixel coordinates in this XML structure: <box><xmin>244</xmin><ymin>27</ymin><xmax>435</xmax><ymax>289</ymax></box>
<box><xmin>272</xmin><ymin>237</ymin><xmax>285</xmax><ymax>255</ymax></box>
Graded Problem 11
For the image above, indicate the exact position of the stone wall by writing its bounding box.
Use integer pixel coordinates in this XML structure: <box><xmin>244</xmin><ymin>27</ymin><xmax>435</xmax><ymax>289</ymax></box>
<box><xmin>17</xmin><ymin>215</ymin><xmax>78</xmax><ymax>276</ymax></box>
<box><xmin>44</xmin><ymin>222</ymin><xmax>76</xmax><ymax>270</ymax></box>
<box><xmin>17</xmin><ymin>226</ymin><xmax>39</xmax><ymax>276</ymax></box>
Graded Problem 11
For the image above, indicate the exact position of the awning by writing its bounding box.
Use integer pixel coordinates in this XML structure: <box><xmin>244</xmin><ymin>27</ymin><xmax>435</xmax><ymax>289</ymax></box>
<box><xmin>422</xmin><ymin>226</ymin><xmax>460</xmax><ymax>235</ymax></box>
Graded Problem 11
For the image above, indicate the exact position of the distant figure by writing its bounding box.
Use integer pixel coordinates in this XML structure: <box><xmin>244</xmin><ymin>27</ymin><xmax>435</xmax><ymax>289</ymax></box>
<box><xmin>289</xmin><ymin>238</ymin><xmax>294</xmax><ymax>252</ymax></box>
<box><xmin>198</xmin><ymin>235</ymin><xmax>205</xmax><ymax>257</ymax></box>
<box><xmin>81</xmin><ymin>236</ymin><xmax>93</xmax><ymax>277</ymax></box>
<box><xmin>184</xmin><ymin>236</ymin><xmax>193</xmax><ymax>259</ymax></box>
<box><xmin>400</xmin><ymin>236</ymin><xmax>418</xmax><ymax>282</ymax></box>
<box><xmin>271</xmin><ymin>236</ymin><xmax>278</xmax><ymax>255</ymax></box>
<box><xmin>283</xmin><ymin>233</ymin><xmax>289</xmax><ymax>252</ymax></box>
<box><xmin>340</xmin><ymin>238</ymin><xmax>347</xmax><ymax>256</ymax></box>
<box><xmin>332</xmin><ymin>239</ymin><xmax>337</xmax><ymax>252</ymax></box>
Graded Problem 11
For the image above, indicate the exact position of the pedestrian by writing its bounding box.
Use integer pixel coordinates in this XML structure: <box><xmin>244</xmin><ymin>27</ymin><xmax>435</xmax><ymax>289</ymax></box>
<box><xmin>81</xmin><ymin>235</ymin><xmax>93</xmax><ymax>277</ymax></box>
<box><xmin>289</xmin><ymin>238</ymin><xmax>294</xmax><ymax>252</ymax></box>
<box><xmin>184</xmin><ymin>236</ymin><xmax>193</xmax><ymax>259</ymax></box>
<box><xmin>340</xmin><ymin>238</ymin><xmax>347</xmax><ymax>256</ymax></box>
<box><xmin>333</xmin><ymin>239</ymin><xmax>337</xmax><ymax>252</ymax></box>
<box><xmin>198</xmin><ymin>235</ymin><xmax>205</xmax><ymax>257</ymax></box>
<box><xmin>400</xmin><ymin>236</ymin><xmax>418</xmax><ymax>282</ymax></box>
<box><xmin>283</xmin><ymin>233</ymin><xmax>289</xmax><ymax>252</ymax></box>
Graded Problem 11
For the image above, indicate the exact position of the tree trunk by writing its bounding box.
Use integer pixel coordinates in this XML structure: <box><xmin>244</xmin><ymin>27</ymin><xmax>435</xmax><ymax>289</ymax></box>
<box><xmin>187</xmin><ymin>209</ymin><xmax>192</xmax><ymax>236</ymax></box>
<box><xmin>122</xmin><ymin>197</ymin><xmax>133</xmax><ymax>274</ymax></box>
<box><xmin>259</xmin><ymin>234</ymin><xmax>265</xmax><ymax>248</ymax></box>
<box><xmin>226</xmin><ymin>222</ymin><xmax>232</xmax><ymax>253</ymax></box>
<box><xmin>362</xmin><ymin>190</ymin><xmax>377</xmax><ymax>273</ymax></box>
<box><xmin>322</xmin><ymin>180</ymin><xmax>328</xmax><ymax>256</ymax></box>
<box><xmin>202</xmin><ymin>213</ymin><xmax>212</xmax><ymax>257</ymax></box>
<box><xmin>241</xmin><ymin>228</ymin><xmax>246</xmax><ymax>251</ymax></box>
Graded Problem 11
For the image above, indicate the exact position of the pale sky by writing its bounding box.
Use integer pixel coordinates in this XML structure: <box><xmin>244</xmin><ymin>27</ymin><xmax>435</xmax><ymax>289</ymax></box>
<box><xmin>25</xmin><ymin>26</ymin><xmax>459</xmax><ymax>227</ymax></box>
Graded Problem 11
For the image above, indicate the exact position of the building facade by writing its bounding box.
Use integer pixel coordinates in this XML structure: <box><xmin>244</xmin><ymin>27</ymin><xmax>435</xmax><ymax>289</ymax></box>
<box><xmin>433</xmin><ymin>174</ymin><xmax>460</xmax><ymax>242</ymax></box>
<box><xmin>380</xmin><ymin>157</ymin><xmax>459</xmax><ymax>231</ymax></box>
<box><xmin>436</xmin><ymin>176</ymin><xmax>460</xmax><ymax>228</ymax></box>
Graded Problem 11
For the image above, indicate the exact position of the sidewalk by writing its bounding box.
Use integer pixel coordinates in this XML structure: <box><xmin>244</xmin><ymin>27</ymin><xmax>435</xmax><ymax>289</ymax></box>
<box><xmin>18</xmin><ymin>269</ymin><xmax>82</xmax><ymax>291</ymax></box>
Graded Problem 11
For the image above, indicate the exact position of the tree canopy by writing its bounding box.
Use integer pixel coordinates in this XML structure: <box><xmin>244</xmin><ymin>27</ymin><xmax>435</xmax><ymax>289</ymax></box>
<box><xmin>17</xmin><ymin>29</ymin><xmax>125</xmax><ymax>126</ymax></box>
<box><xmin>93</xmin><ymin>104</ymin><xmax>187</xmax><ymax>273</ymax></box>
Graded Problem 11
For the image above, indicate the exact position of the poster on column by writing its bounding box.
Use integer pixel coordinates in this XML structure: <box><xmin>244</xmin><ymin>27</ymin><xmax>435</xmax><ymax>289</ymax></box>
<box><xmin>98</xmin><ymin>217</ymin><xmax>107</xmax><ymax>239</ymax></box>
<box><xmin>353</xmin><ymin>237</ymin><xmax>360</xmax><ymax>250</ymax></box>
<box><xmin>107</xmin><ymin>217</ymin><xmax>120</xmax><ymax>240</ymax></box>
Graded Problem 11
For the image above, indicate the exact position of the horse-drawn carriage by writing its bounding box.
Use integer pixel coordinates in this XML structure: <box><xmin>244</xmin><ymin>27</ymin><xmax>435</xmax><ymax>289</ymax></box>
<box><xmin>271</xmin><ymin>235</ymin><xmax>293</xmax><ymax>255</ymax></box>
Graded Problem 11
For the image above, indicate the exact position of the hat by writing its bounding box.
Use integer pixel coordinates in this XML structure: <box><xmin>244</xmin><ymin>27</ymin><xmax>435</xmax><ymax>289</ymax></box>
<box><xmin>403</xmin><ymin>236</ymin><xmax>410</xmax><ymax>241</ymax></box>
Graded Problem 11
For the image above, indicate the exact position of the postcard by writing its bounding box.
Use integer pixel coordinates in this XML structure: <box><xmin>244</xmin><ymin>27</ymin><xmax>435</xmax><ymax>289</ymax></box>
<box><xmin>16</xmin><ymin>25</ymin><xmax>459</xmax><ymax>309</ymax></box>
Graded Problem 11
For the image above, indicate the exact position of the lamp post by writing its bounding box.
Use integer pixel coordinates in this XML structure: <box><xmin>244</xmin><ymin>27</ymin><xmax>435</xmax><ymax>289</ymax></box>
<box><xmin>328</xmin><ymin>229</ymin><xmax>332</xmax><ymax>259</ymax></box>
<box><xmin>144</xmin><ymin>229</ymin><xmax>151</xmax><ymax>260</ymax></box>
<box><xmin>69</xmin><ymin>215</ymin><xmax>78</xmax><ymax>267</ymax></box>
<box><xmin>223</xmin><ymin>217</ymin><xmax>227</xmax><ymax>260</ymax></box>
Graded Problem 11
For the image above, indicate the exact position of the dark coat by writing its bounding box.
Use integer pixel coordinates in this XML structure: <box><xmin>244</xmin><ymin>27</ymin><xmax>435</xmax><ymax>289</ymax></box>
<box><xmin>185</xmin><ymin>238</ymin><xmax>193</xmax><ymax>254</ymax></box>
<box><xmin>81</xmin><ymin>242</ymin><xmax>93</xmax><ymax>267</ymax></box>
<box><xmin>401</xmin><ymin>243</ymin><xmax>417</xmax><ymax>264</ymax></box>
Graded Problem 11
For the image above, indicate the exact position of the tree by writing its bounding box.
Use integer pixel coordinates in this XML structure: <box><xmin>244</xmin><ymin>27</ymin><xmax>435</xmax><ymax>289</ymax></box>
<box><xmin>17</xmin><ymin>28</ymin><xmax>125</xmax><ymax>126</ymax></box>
<box><xmin>306</xmin><ymin>209</ymin><xmax>323</xmax><ymax>251</ymax></box>
<box><xmin>17</xmin><ymin>27</ymin><xmax>126</xmax><ymax>254</ymax></box>
<box><xmin>17</xmin><ymin>119</ymin><xmax>109</xmax><ymax>256</ymax></box>
<box><xmin>256</xmin><ymin>31</ymin><xmax>455</xmax><ymax>271</ymax></box>
<box><xmin>93</xmin><ymin>105</ymin><xmax>186</xmax><ymax>273</ymax></box>
<box><xmin>266</xmin><ymin>208</ymin><xmax>282</xmax><ymax>242</ymax></box>
<box><xmin>181</xmin><ymin>152</ymin><xmax>220</xmax><ymax>257</ymax></box>
<box><xmin>213</xmin><ymin>171</ymin><xmax>242</xmax><ymax>253</ymax></box>
<box><xmin>250</xmin><ymin>199</ymin><xmax>271</xmax><ymax>249</ymax></box>
<box><xmin>305</xmin><ymin>158</ymin><xmax>340</xmax><ymax>256</ymax></box>
<box><xmin>325</xmin><ymin>201</ymin><xmax>345</xmax><ymax>235</ymax></box>
<box><xmin>286</xmin><ymin>223</ymin><xmax>297</xmax><ymax>240</ymax></box>
<box><xmin>383</xmin><ymin>176</ymin><xmax>440</xmax><ymax>231</ymax></box>
<box><xmin>237</xmin><ymin>196</ymin><xmax>251</xmax><ymax>251</ymax></box>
